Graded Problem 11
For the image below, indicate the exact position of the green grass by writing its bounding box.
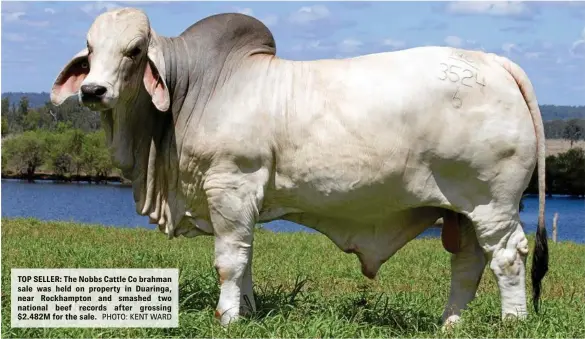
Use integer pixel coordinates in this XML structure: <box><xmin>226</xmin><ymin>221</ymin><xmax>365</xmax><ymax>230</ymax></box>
<box><xmin>2</xmin><ymin>218</ymin><xmax>584</xmax><ymax>338</ymax></box>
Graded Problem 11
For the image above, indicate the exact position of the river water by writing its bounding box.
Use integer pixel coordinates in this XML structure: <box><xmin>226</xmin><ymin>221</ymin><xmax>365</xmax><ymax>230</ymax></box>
<box><xmin>1</xmin><ymin>179</ymin><xmax>583</xmax><ymax>243</ymax></box>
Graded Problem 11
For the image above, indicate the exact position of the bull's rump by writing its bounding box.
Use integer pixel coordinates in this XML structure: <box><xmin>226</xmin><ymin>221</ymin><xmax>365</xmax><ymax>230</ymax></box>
<box><xmin>268</xmin><ymin>46</ymin><xmax>537</xmax><ymax>217</ymax></box>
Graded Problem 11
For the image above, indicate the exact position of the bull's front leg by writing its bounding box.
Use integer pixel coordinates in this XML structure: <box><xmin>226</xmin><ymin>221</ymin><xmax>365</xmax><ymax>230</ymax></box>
<box><xmin>213</xmin><ymin>231</ymin><xmax>254</xmax><ymax>325</ymax></box>
<box><xmin>239</xmin><ymin>246</ymin><xmax>256</xmax><ymax>315</ymax></box>
<box><xmin>205</xmin><ymin>162</ymin><xmax>268</xmax><ymax>326</ymax></box>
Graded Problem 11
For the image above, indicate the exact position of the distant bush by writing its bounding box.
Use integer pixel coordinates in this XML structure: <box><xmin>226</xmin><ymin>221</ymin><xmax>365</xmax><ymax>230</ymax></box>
<box><xmin>2</xmin><ymin>131</ymin><xmax>48</xmax><ymax>181</ymax></box>
<box><xmin>526</xmin><ymin>147</ymin><xmax>585</xmax><ymax>198</ymax></box>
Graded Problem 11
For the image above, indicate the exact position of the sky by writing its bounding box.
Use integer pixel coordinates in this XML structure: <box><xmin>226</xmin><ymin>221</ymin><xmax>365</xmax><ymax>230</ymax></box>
<box><xmin>1</xmin><ymin>1</ymin><xmax>584</xmax><ymax>105</ymax></box>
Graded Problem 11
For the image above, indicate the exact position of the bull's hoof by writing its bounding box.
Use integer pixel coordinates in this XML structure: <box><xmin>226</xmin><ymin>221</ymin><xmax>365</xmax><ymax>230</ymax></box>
<box><xmin>502</xmin><ymin>310</ymin><xmax>527</xmax><ymax>322</ymax></box>
<box><xmin>441</xmin><ymin>315</ymin><xmax>461</xmax><ymax>332</ymax></box>
<box><xmin>215</xmin><ymin>308</ymin><xmax>240</xmax><ymax>327</ymax></box>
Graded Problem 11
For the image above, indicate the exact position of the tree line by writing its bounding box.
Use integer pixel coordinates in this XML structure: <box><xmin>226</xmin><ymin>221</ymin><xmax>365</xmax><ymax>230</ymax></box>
<box><xmin>2</xmin><ymin>125</ymin><xmax>116</xmax><ymax>183</ymax></box>
<box><xmin>1</xmin><ymin>96</ymin><xmax>111</xmax><ymax>182</ymax></box>
<box><xmin>1</xmin><ymin>95</ymin><xmax>584</xmax><ymax>195</ymax></box>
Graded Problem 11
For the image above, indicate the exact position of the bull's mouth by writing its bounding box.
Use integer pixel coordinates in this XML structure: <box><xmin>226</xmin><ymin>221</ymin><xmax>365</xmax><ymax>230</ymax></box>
<box><xmin>79</xmin><ymin>94</ymin><xmax>116</xmax><ymax>111</ymax></box>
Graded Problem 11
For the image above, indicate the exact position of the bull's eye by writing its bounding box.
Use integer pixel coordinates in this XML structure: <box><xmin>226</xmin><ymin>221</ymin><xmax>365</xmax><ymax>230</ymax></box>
<box><xmin>81</xmin><ymin>61</ymin><xmax>89</xmax><ymax>69</ymax></box>
<box><xmin>128</xmin><ymin>47</ymin><xmax>142</xmax><ymax>58</ymax></box>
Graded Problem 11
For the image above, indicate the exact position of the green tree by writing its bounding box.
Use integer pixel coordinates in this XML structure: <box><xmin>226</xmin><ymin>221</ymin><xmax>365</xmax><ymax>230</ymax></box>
<box><xmin>1</xmin><ymin>97</ymin><xmax>9</xmax><ymax>135</ymax></box>
<box><xmin>1</xmin><ymin>115</ymin><xmax>8</xmax><ymax>137</ymax></box>
<box><xmin>46</xmin><ymin>132</ymin><xmax>73</xmax><ymax>178</ymax></box>
<box><xmin>3</xmin><ymin>98</ymin><xmax>22</xmax><ymax>133</ymax></box>
<box><xmin>555</xmin><ymin>148</ymin><xmax>585</xmax><ymax>197</ymax></box>
<box><xmin>18</xmin><ymin>96</ymin><xmax>29</xmax><ymax>118</ymax></box>
<box><xmin>82</xmin><ymin>130</ymin><xmax>113</xmax><ymax>180</ymax></box>
<box><xmin>23</xmin><ymin>109</ymin><xmax>41</xmax><ymax>131</ymax></box>
<box><xmin>55</xmin><ymin>121</ymin><xmax>73</xmax><ymax>133</ymax></box>
<box><xmin>68</xmin><ymin>129</ymin><xmax>86</xmax><ymax>176</ymax></box>
<box><xmin>3</xmin><ymin>131</ymin><xmax>48</xmax><ymax>181</ymax></box>
<box><xmin>563</xmin><ymin>119</ymin><xmax>584</xmax><ymax>147</ymax></box>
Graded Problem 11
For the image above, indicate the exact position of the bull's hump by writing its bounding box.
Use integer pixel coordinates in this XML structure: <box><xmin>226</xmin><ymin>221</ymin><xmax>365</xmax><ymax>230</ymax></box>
<box><xmin>179</xmin><ymin>13</ymin><xmax>276</xmax><ymax>57</ymax></box>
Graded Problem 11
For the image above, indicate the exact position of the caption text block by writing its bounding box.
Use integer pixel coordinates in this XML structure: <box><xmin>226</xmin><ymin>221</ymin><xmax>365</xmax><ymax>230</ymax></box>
<box><xmin>11</xmin><ymin>268</ymin><xmax>179</xmax><ymax>328</ymax></box>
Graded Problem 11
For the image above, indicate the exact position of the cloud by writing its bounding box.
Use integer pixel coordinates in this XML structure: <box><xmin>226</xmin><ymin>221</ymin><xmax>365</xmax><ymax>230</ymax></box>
<box><xmin>234</xmin><ymin>7</ymin><xmax>254</xmax><ymax>16</ymax></box>
<box><xmin>289</xmin><ymin>40</ymin><xmax>334</xmax><ymax>55</ymax></box>
<box><xmin>570</xmin><ymin>27</ymin><xmax>585</xmax><ymax>58</ymax></box>
<box><xmin>538</xmin><ymin>1</ymin><xmax>585</xmax><ymax>19</ymax></box>
<box><xmin>338</xmin><ymin>38</ymin><xmax>363</xmax><ymax>53</ymax></box>
<box><xmin>409</xmin><ymin>19</ymin><xmax>448</xmax><ymax>31</ymax></box>
<box><xmin>44</xmin><ymin>8</ymin><xmax>56</xmax><ymax>15</ymax></box>
<box><xmin>3</xmin><ymin>11</ymin><xmax>26</xmax><ymax>22</ymax></box>
<box><xmin>223</xmin><ymin>5</ymin><xmax>276</xmax><ymax>27</ymax></box>
<box><xmin>117</xmin><ymin>1</ymin><xmax>171</xmax><ymax>5</ymax></box>
<box><xmin>524</xmin><ymin>52</ymin><xmax>541</xmax><ymax>59</ymax></box>
<box><xmin>445</xmin><ymin>1</ymin><xmax>538</xmax><ymax>20</ymax></box>
<box><xmin>284</xmin><ymin>5</ymin><xmax>356</xmax><ymax>40</ymax></box>
<box><xmin>501</xmin><ymin>42</ymin><xmax>521</xmax><ymax>55</ymax></box>
<box><xmin>24</xmin><ymin>20</ymin><xmax>50</xmax><ymax>28</ymax></box>
<box><xmin>500</xmin><ymin>25</ymin><xmax>531</xmax><ymax>33</ymax></box>
<box><xmin>382</xmin><ymin>39</ymin><xmax>405</xmax><ymax>50</ymax></box>
<box><xmin>3</xmin><ymin>33</ymin><xmax>27</xmax><ymax>42</ymax></box>
<box><xmin>338</xmin><ymin>2</ymin><xmax>372</xmax><ymax>10</ymax></box>
<box><xmin>261</xmin><ymin>14</ymin><xmax>278</xmax><ymax>27</ymax></box>
<box><xmin>80</xmin><ymin>1</ymin><xmax>121</xmax><ymax>16</ymax></box>
<box><xmin>1</xmin><ymin>1</ymin><xmax>27</xmax><ymax>13</ymax></box>
<box><xmin>1</xmin><ymin>58</ymin><xmax>35</xmax><ymax>66</ymax></box>
<box><xmin>2</xmin><ymin>10</ymin><xmax>49</xmax><ymax>27</ymax></box>
<box><xmin>444</xmin><ymin>35</ymin><xmax>463</xmax><ymax>47</ymax></box>
<box><xmin>289</xmin><ymin>5</ymin><xmax>330</xmax><ymax>25</ymax></box>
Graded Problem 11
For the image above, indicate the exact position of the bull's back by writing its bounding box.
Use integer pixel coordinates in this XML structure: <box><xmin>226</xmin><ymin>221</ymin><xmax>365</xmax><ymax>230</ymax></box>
<box><xmin>265</xmin><ymin>46</ymin><xmax>536</xmax><ymax>216</ymax></box>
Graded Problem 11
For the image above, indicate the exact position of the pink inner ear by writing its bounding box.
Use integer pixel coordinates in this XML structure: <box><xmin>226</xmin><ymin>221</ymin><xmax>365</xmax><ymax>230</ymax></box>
<box><xmin>143</xmin><ymin>61</ymin><xmax>168</xmax><ymax>110</ymax></box>
<box><xmin>54</xmin><ymin>60</ymin><xmax>89</xmax><ymax>99</ymax></box>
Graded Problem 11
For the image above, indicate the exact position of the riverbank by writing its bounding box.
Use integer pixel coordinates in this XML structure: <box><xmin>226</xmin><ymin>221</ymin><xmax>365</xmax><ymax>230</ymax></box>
<box><xmin>2</xmin><ymin>218</ymin><xmax>584</xmax><ymax>338</ymax></box>
<box><xmin>0</xmin><ymin>171</ymin><xmax>130</xmax><ymax>185</ymax></box>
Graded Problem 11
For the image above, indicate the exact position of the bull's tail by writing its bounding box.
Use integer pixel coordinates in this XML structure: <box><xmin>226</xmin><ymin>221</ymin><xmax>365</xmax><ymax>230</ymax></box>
<box><xmin>493</xmin><ymin>55</ymin><xmax>548</xmax><ymax>313</ymax></box>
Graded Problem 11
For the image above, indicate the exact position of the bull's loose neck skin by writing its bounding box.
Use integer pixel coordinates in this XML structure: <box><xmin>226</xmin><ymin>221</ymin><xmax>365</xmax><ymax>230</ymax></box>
<box><xmin>102</xmin><ymin>16</ymin><xmax>277</xmax><ymax>233</ymax></box>
<box><xmin>99</xmin><ymin>34</ymin><xmax>187</xmax><ymax>222</ymax></box>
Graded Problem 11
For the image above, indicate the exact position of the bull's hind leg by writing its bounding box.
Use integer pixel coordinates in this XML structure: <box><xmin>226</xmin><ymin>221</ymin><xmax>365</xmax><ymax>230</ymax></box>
<box><xmin>442</xmin><ymin>212</ymin><xmax>487</xmax><ymax>328</ymax></box>
<box><xmin>472</xmin><ymin>208</ymin><xmax>530</xmax><ymax>320</ymax></box>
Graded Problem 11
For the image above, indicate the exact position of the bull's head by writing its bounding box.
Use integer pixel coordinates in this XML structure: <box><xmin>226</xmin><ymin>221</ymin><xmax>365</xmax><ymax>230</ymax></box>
<box><xmin>50</xmin><ymin>8</ymin><xmax>170</xmax><ymax>112</ymax></box>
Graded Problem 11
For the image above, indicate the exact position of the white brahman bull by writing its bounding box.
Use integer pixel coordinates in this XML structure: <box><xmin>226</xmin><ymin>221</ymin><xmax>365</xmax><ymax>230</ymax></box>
<box><xmin>50</xmin><ymin>8</ymin><xmax>548</xmax><ymax>328</ymax></box>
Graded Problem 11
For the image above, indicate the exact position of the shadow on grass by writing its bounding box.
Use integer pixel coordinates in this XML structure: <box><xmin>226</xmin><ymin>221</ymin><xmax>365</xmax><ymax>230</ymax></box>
<box><xmin>251</xmin><ymin>275</ymin><xmax>313</xmax><ymax>319</ymax></box>
<box><xmin>335</xmin><ymin>288</ymin><xmax>441</xmax><ymax>333</ymax></box>
<box><xmin>177</xmin><ymin>271</ymin><xmax>313</xmax><ymax>317</ymax></box>
<box><xmin>178</xmin><ymin>270</ymin><xmax>220</xmax><ymax>313</ymax></box>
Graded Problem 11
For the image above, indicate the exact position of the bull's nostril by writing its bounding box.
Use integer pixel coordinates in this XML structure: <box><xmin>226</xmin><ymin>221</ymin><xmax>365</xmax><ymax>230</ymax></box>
<box><xmin>94</xmin><ymin>86</ymin><xmax>107</xmax><ymax>96</ymax></box>
<box><xmin>80</xmin><ymin>84</ymin><xmax>107</xmax><ymax>98</ymax></box>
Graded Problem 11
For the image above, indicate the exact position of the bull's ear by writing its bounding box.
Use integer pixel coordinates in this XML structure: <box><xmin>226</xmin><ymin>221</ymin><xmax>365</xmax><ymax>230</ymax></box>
<box><xmin>143</xmin><ymin>41</ymin><xmax>170</xmax><ymax>112</ymax></box>
<box><xmin>51</xmin><ymin>48</ymin><xmax>90</xmax><ymax>106</ymax></box>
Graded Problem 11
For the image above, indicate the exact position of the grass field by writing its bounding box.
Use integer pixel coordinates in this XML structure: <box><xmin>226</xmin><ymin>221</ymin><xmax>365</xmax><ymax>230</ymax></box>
<box><xmin>2</xmin><ymin>218</ymin><xmax>584</xmax><ymax>338</ymax></box>
<box><xmin>545</xmin><ymin>139</ymin><xmax>585</xmax><ymax>155</ymax></box>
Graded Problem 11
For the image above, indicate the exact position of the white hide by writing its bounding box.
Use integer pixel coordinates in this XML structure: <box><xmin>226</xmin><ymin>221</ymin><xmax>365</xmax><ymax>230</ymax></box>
<box><xmin>179</xmin><ymin>48</ymin><xmax>544</xmax><ymax>325</ymax></box>
<box><xmin>51</xmin><ymin>9</ymin><xmax>546</xmax><ymax>329</ymax></box>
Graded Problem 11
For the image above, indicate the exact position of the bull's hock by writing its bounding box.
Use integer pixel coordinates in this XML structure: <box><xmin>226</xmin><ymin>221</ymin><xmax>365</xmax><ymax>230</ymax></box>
<box><xmin>48</xmin><ymin>7</ymin><xmax>549</xmax><ymax>329</ymax></box>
